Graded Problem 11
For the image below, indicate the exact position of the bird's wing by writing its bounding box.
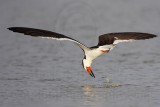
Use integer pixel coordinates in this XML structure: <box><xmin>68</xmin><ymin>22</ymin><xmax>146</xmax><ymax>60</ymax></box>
<box><xmin>8</xmin><ymin>27</ymin><xmax>89</xmax><ymax>51</ymax></box>
<box><xmin>97</xmin><ymin>32</ymin><xmax>157</xmax><ymax>46</ymax></box>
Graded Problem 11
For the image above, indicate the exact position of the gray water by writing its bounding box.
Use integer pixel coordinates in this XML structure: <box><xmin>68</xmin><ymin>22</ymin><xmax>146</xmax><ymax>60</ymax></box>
<box><xmin>0</xmin><ymin>0</ymin><xmax>160</xmax><ymax>107</ymax></box>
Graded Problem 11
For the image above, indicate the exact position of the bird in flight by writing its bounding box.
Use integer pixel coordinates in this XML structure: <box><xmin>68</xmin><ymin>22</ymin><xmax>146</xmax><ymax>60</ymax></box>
<box><xmin>8</xmin><ymin>27</ymin><xmax>157</xmax><ymax>78</ymax></box>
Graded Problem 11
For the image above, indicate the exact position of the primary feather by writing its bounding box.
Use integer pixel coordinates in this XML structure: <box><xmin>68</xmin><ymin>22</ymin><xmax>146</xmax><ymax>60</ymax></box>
<box><xmin>98</xmin><ymin>32</ymin><xmax>157</xmax><ymax>45</ymax></box>
<box><xmin>8</xmin><ymin>27</ymin><xmax>89</xmax><ymax>51</ymax></box>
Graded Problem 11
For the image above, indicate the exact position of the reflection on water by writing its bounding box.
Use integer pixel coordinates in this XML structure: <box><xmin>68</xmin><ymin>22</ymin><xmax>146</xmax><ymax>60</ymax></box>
<box><xmin>82</xmin><ymin>84</ymin><xmax>95</xmax><ymax>97</ymax></box>
<box><xmin>82</xmin><ymin>85</ymin><xmax>95</xmax><ymax>106</ymax></box>
<box><xmin>82</xmin><ymin>83</ymin><xmax>122</xmax><ymax>106</ymax></box>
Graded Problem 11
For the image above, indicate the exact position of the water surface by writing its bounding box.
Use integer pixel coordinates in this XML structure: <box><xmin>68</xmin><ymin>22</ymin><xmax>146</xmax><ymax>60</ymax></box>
<box><xmin>0</xmin><ymin>0</ymin><xmax>160</xmax><ymax>107</ymax></box>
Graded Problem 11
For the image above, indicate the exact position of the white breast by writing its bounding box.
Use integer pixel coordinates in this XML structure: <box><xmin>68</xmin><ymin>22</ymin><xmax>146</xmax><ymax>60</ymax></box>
<box><xmin>90</xmin><ymin>49</ymin><xmax>103</xmax><ymax>60</ymax></box>
<box><xmin>85</xmin><ymin>44</ymin><xmax>115</xmax><ymax>61</ymax></box>
<box><xmin>85</xmin><ymin>49</ymin><xmax>104</xmax><ymax>61</ymax></box>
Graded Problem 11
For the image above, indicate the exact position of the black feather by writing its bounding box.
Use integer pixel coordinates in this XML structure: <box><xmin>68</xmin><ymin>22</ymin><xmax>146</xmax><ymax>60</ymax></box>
<box><xmin>98</xmin><ymin>32</ymin><xmax>157</xmax><ymax>46</ymax></box>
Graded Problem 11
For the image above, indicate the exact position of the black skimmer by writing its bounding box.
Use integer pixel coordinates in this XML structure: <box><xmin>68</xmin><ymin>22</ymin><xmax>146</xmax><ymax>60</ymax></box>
<box><xmin>8</xmin><ymin>27</ymin><xmax>157</xmax><ymax>78</ymax></box>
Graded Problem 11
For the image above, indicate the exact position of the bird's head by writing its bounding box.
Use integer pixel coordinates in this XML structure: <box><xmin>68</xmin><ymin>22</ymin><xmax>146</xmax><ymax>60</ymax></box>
<box><xmin>82</xmin><ymin>59</ymin><xmax>95</xmax><ymax>78</ymax></box>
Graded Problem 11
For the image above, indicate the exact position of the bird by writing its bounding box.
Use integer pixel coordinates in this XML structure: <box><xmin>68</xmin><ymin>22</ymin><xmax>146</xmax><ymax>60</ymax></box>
<box><xmin>7</xmin><ymin>27</ymin><xmax>157</xmax><ymax>78</ymax></box>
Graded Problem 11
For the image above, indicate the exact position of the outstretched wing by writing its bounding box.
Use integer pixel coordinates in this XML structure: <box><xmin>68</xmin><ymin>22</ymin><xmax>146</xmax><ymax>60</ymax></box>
<box><xmin>8</xmin><ymin>27</ymin><xmax>89</xmax><ymax>51</ymax></box>
<box><xmin>98</xmin><ymin>32</ymin><xmax>157</xmax><ymax>46</ymax></box>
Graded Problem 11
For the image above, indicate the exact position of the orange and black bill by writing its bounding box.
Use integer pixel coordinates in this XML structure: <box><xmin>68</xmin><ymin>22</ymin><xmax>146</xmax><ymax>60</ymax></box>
<box><xmin>90</xmin><ymin>70</ymin><xmax>95</xmax><ymax>78</ymax></box>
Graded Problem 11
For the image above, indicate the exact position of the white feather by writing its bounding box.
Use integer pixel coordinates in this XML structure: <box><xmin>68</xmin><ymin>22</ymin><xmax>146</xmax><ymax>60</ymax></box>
<box><xmin>41</xmin><ymin>36</ymin><xmax>89</xmax><ymax>51</ymax></box>
<box><xmin>113</xmin><ymin>39</ymin><xmax>134</xmax><ymax>44</ymax></box>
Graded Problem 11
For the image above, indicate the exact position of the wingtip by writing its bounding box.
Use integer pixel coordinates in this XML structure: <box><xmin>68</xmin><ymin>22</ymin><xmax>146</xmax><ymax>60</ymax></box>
<box><xmin>7</xmin><ymin>27</ymin><xmax>11</xmax><ymax>30</ymax></box>
<box><xmin>7</xmin><ymin>27</ymin><xmax>14</xmax><ymax>31</ymax></box>
<box><xmin>149</xmin><ymin>34</ymin><xmax>157</xmax><ymax>39</ymax></box>
<box><xmin>150</xmin><ymin>33</ymin><xmax>157</xmax><ymax>38</ymax></box>
<box><xmin>7</xmin><ymin>27</ymin><xmax>24</xmax><ymax>33</ymax></box>
<box><xmin>153</xmin><ymin>34</ymin><xmax>157</xmax><ymax>38</ymax></box>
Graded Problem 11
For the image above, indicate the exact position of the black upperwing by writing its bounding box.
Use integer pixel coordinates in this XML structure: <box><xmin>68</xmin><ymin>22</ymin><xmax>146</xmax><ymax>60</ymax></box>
<box><xmin>8</xmin><ymin>27</ymin><xmax>89</xmax><ymax>51</ymax></box>
<box><xmin>97</xmin><ymin>32</ymin><xmax>157</xmax><ymax>46</ymax></box>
